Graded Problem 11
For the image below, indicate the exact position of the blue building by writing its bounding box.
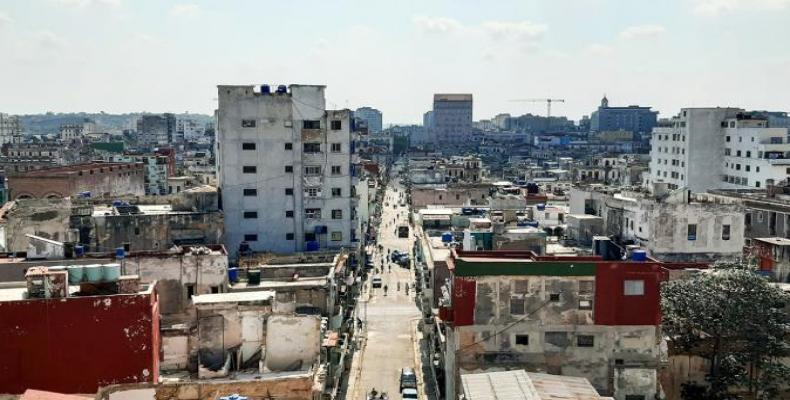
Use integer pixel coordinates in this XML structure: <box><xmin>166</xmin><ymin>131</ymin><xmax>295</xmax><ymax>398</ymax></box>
<box><xmin>590</xmin><ymin>95</ymin><xmax>657</xmax><ymax>134</ymax></box>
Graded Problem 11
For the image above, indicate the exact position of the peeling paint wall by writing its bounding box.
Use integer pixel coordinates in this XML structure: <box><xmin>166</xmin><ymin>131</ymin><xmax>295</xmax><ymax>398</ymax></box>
<box><xmin>0</xmin><ymin>290</ymin><xmax>159</xmax><ymax>394</ymax></box>
<box><xmin>91</xmin><ymin>212</ymin><xmax>222</xmax><ymax>253</ymax></box>
<box><xmin>193</xmin><ymin>302</ymin><xmax>272</xmax><ymax>374</ymax></box>
<box><xmin>265</xmin><ymin>315</ymin><xmax>321</xmax><ymax>372</ymax></box>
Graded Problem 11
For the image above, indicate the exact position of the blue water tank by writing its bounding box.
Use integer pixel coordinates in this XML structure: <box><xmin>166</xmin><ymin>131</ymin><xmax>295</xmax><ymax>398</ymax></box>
<box><xmin>67</xmin><ymin>265</ymin><xmax>84</xmax><ymax>285</ymax></box>
<box><xmin>102</xmin><ymin>263</ymin><xmax>121</xmax><ymax>282</ymax></box>
<box><xmin>115</xmin><ymin>247</ymin><xmax>125</xmax><ymax>259</ymax></box>
<box><xmin>84</xmin><ymin>264</ymin><xmax>103</xmax><ymax>283</ymax></box>
<box><xmin>526</xmin><ymin>220</ymin><xmax>539</xmax><ymax>227</ymax></box>
<box><xmin>261</xmin><ymin>84</ymin><xmax>271</xmax><ymax>94</ymax></box>
<box><xmin>112</xmin><ymin>200</ymin><xmax>123</xmax><ymax>207</ymax></box>
<box><xmin>74</xmin><ymin>245</ymin><xmax>85</xmax><ymax>257</ymax></box>
<box><xmin>220</xmin><ymin>395</ymin><xmax>248</xmax><ymax>400</ymax></box>
<box><xmin>536</xmin><ymin>203</ymin><xmax>546</xmax><ymax>211</ymax></box>
<box><xmin>441</xmin><ymin>232</ymin><xmax>453</xmax><ymax>243</ymax></box>
<box><xmin>227</xmin><ymin>267</ymin><xmax>239</xmax><ymax>283</ymax></box>
<box><xmin>305</xmin><ymin>241</ymin><xmax>320</xmax><ymax>251</ymax></box>
<box><xmin>631</xmin><ymin>249</ymin><xmax>647</xmax><ymax>262</ymax></box>
<box><xmin>276</xmin><ymin>85</ymin><xmax>287</xmax><ymax>94</ymax></box>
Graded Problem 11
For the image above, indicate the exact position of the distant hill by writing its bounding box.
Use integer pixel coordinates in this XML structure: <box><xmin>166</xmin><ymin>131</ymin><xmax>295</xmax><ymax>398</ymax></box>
<box><xmin>18</xmin><ymin>112</ymin><xmax>213</xmax><ymax>135</ymax></box>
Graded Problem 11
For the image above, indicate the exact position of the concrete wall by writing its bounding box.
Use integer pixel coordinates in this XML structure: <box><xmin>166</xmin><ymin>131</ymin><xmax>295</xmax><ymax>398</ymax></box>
<box><xmin>0</xmin><ymin>199</ymin><xmax>75</xmax><ymax>252</ymax></box>
<box><xmin>91</xmin><ymin>211</ymin><xmax>223</xmax><ymax>253</ymax></box>
<box><xmin>122</xmin><ymin>250</ymin><xmax>228</xmax><ymax>317</ymax></box>
<box><xmin>264</xmin><ymin>315</ymin><xmax>321</xmax><ymax>372</ymax></box>
<box><xmin>411</xmin><ymin>186</ymin><xmax>490</xmax><ymax>208</ymax></box>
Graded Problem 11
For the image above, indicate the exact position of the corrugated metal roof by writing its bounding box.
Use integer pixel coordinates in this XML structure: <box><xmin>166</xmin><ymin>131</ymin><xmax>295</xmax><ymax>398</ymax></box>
<box><xmin>461</xmin><ymin>371</ymin><xmax>603</xmax><ymax>400</ymax></box>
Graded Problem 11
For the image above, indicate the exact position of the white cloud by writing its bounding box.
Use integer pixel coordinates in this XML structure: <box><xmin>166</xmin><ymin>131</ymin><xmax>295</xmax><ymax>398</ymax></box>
<box><xmin>584</xmin><ymin>43</ymin><xmax>614</xmax><ymax>56</ymax></box>
<box><xmin>36</xmin><ymin>30</ymin><xmax>67</xmax><ymax>49</ymax></box>
<box><xmin>619</xmin><ymin>24</ymin><xmax>666</xmax><ymax>39</ymax></box>
<box><xmin>0</xmin><ymin>12</ymin><xmax>13</xmax><ymax>26</ymax></box>
<box><xmin>412</xmin><ymin>15</ymin><xmax>462</xmax><ymax>34</ymax></box>
<box><xmin>170</xmin><ymin>3</ymin><xmax>200</xmax><ymax>18</ymax></box>
<box><xmin>482</xmin><ymin>21</ymin><xmax>548</xmax><ymax>42</ymax></box>
<box><xmin>51</xmin><ymin>0</ymin><xmax>120</xmax><ymax>7</ymax></box>
<box><xmin>693</xmin><ymin>0</ymin><xmax>790</xmax><ymax>15</ymax></box>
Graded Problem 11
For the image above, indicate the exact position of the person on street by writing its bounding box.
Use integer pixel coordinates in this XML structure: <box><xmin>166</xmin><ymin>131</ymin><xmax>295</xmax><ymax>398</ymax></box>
<box><xmin>383</xmin><ymin>285</ymin><xmax>388</xmax><ymax>296</ymax></box>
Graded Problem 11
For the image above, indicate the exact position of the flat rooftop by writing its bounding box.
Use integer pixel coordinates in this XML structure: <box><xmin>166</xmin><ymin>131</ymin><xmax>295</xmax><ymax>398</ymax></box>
<box><xmin>17</xmin><ymin>162</ymin><xmax>141</xmax><ymax>177</ymax></box>
<box><xmin>192</xmin><ymin>290</ymin><xmax>275</xmax><ymax>305</ymax></box>
<box><xmin>0</xmin><ymin>282</ymin><xmax>154</xmax><ymax>302</ymax></box>
<box><xmin>461</xmin><ymin>370</ymin><xmax>605</xmax><ymax>400</ymax></box>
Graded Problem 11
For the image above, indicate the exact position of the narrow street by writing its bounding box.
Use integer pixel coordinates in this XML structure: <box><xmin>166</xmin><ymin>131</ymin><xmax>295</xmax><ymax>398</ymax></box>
<box><xmin>348</xmin><ymin>167</ymin><xmax>423</xmax><ymax>400</ymax></box>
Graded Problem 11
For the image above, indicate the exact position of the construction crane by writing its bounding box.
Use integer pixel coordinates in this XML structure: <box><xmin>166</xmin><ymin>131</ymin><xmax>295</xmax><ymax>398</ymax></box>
<box><xmin>509</xmin><ymin>98</ymin><xmax>566</xmax><ymax>118</ymax></box>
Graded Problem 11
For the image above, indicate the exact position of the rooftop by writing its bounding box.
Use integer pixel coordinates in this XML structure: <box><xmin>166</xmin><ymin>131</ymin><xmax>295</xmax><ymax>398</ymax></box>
<box><xmin>15</xmin><ymin>162</ymin><xmax>141</xmax><ymax>177</ymax></box>
<box><xmin>0</xmin><ymin>281</ymin><xmax>154</xmax><ymax>303</ymax></box>
<box><xmin>192</xmin><ymin>290</ymin><xmax>275</xmax><ymax>305</ymax></box>
<box><xmin>461</xmin><ymin>370</ymin><xmax>606</xmax><ymax>400</ymax></box>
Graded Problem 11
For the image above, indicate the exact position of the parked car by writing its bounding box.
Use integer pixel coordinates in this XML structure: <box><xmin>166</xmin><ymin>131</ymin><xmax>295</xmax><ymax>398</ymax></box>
<box><xmin>372</xmin><ymin>276</ymin><xmax>383</xmax><ymax>288</ymax></box>
<box><xmin>400</xmin><ymin>368</ymin><xmax>417</xmax><ymax>391</ymax></box>
<box><xmin>401</xmin><ymin>389</ymin><xmax>418</xmax><ymax>400</ymax></box>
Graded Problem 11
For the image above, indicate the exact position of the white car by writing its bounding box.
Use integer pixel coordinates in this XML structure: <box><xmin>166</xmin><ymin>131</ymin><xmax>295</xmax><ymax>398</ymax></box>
<box><xmin>401</xmin><ymin>389</ymin><xmax>418</xmax><ymax>400</ymax></box>
<box><xmin>371</xmin><ymin>276</ymin><xmax>383</xmax><ymax>288</ymax></box>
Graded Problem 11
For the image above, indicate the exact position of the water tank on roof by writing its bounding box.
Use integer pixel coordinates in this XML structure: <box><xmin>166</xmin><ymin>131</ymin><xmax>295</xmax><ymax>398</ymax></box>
<box><xmin>84</xmin><ymin>264</ymin><xmax>103</xmax><ymax>283</ymax></box>
<box><xmin>536</xmin><ymin>203</ymin><xmax>546</xmax><ymax>211</ymax></box>
<box><xmin>276</xmin><ymin>85</ymin><xmax>287</xmax><ymax>94</ymax></box>
<box><xmin>631</xmin><ymin>249</ymin><xmax>647</xmax><ymax>262</ymax></box>
<box><xmin>227</xmin><ymin>267</ymin><xmax>239</xmax><ymax>283</ymax></box>
<box><xmin>102</xmin><ymin>263</ymin><xmax>121</xmax><ymax>282</ymax></box>
<box><xmin>74</xmin><ymin>245</ymin><xmax>85</xmax><ymax>257</ymax></box>
<box><xmin>305</xmin><ymin>241</ymin><xmax>320</xmax><ymax>252</ymax></box>
<box><xmin>261</xmin><ymin>84</ymin><xmax>271</xmax><ymax>94</ymax></box>
<box><xmin>115</xmin><ymin>247</ymin><xmax>125</xmax><ymax>259</ymax></box>
<box><xmin>67</xmin><ymin>265</ymin><xmax>84</xmax><ymax>285</ymax></box>
<box><xmin>441</xmin><ymin>232</ymin><xmax>453</xmax><ymax>243</ymax></box>
<box><xmin>525</xmin><ymin>220</ymin><xmax>539</xmax><ymax>227</ymax></box>
<box><xmin>247</xmin><ymin>269</ymin><xmax>261</xmax><ymax>285</ymax></box>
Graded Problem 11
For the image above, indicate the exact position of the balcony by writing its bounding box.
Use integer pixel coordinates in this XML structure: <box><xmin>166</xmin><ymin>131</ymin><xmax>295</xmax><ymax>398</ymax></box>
<box><xmin>302</xmin><ymin>129</ymin><xmax>323</xmax><ymax>141</ymax></box>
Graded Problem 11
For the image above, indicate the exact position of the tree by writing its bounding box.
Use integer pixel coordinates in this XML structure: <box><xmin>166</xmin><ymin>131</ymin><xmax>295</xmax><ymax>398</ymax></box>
<box><xmin>661</xmin><ymin>262</ymin><xmax>790</xmax><ymax>399</ymax></box>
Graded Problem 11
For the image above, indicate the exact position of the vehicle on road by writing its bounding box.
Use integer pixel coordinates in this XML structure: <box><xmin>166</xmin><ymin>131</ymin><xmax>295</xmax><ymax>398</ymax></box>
<box><xmin>371</xmin><ymin>276</ymin><xmax>382</xmax><ymax>288</ymax></box>
<box><xmin>401</xmin><ymin>388</ymin><xmax>418</xmax><ymax>400</ymax></box>
<box><xmin>400</xmin><ymin>368</ymin><xmax>417</xmax><ymax>391</ymax></box>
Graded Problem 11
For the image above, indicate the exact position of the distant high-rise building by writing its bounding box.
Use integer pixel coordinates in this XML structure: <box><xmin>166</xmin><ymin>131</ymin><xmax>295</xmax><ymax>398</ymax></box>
<box><xmin>493</xmin><ymin>113</ymin><xmax>511</xmax><ymax>130</ymax></box>
<box><xmin>137</xmin><ymin>113</ymin><xmax>176</xmax><ymax>148</ymax></box>
<box><xmin>354</xmin><ymin>107</ymin><xmax>383</xmax><ymax>133</ymax></box>
<box><xmin>175</xmin><ymin>116</ymin><xmax>206</xmax><ymax>142</ymax></box>
<box><xmin>423</xmin><ymin>110</ymin><xmax>434</xmax><ymax>129</ymax></box>
<box><xmin>648</xmin><ymin>108</ymin><xmax>790</xmax><ymax>193</ymax></box>
<box><xmin>217</xmin><ymin>84</ymin><xmax>355</xmax><ymax>257</ymax></box>
<box><xmin>0</xmin><ymin>113</ymin><xmax>22</xmax><ymax>145</ymax></box>
<box><xmin>432</xmin><ymin>94</ymin><xmax>473</xmax><ymax>143</ymax></box>
<box><xmin>590</xmin><ymin>95</ymin><xmax>657</xmax><ymax>134</ymax></box>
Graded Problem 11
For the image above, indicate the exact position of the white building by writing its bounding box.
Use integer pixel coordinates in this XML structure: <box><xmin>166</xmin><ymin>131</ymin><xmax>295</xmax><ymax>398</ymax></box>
<box><xmin>354</xmin><ymin>107</ymin><xmax>382</xmax><ymax>134</ymax></box>
<box><xmin>648</xmin><ymin>108</ymin><xmax>790</xmax><ymax>193</ymax></box>
<box><xmin>217</xmin><ymin>84</ymin><xmax>355</xmax><ymax>257</ymax></box>
<box><xmin>176</xmin><ymin>116</ymin><xmax>206</xmax><ymax>142</ymax></box>
<box><xmin>0</xmin><ymin>113</ymin><xmax>22</xmax><ymax>145</ymax></box>
<box><xmin>432</xmin><ymin>94</ymin><xmax>473</xmax><ymax>143</ymax></box>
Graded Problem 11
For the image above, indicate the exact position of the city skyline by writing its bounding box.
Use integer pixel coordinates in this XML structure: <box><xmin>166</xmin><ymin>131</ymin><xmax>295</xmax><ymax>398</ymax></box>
<box><xmin>1</xmin><ymin>0</ymin><xmax>789</xmax><ymax>124</ymax></box>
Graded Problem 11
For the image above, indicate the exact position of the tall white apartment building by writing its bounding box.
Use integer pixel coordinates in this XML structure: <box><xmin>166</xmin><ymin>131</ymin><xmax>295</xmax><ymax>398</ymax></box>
<box><xmin>217</xmin><ymin>84</ymin><xmax>355</xmax><ymax>257</ymax></box>
<box><xmin>647</xmin><ymin>108</ymin><xmax>790</xmax><ymax>193</ymax></box>
<box><xmin>354</xmin><ymin>106</ymin><xmax>383</xmax><ymax>133</ymax></box>
<box><xmin>0</xmin><ymin>113</ymin><xmax>22</xmax><ymax>145</ymax></box>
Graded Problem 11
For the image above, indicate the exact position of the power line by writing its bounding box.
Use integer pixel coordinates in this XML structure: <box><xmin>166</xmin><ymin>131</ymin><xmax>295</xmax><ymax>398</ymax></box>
<box><xmin>456</xmin><ymin>296</ymin><xmax>556</xmax><ymax>353</ymax></box>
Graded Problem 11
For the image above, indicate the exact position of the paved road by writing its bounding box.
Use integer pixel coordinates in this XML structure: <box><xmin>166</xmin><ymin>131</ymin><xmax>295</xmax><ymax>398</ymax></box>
<box><xmin>353</xmin><ymin>172</ymin><xmax>422</xmax><ymax>400</ymax></box>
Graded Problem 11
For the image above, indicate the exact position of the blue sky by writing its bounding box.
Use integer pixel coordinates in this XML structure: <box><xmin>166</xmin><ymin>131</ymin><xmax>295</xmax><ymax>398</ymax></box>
<box><xmin>0</xmin><ymin>0</ymin><xmax>789</xmax><ymax>124</ymax></box>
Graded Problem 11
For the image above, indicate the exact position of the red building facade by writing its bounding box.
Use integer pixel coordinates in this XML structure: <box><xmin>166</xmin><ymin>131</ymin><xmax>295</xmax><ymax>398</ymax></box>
<box><xmin>0</xmin><ymin>286</ymin><xmax>160</xmax><ymax>394</ymax></box>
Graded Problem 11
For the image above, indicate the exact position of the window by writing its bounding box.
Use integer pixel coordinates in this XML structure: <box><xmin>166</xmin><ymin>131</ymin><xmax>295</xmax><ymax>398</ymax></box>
<box><xmin>579</xmin><ymin>300</ymin><xmax>593</xmax><ymax>310</ymax></box>
<box><xmin>186</xmin><ymin>284</ymin><xmax>195</xmax><ymax>298</ymax></box>
<box><xmin>285</xmin><ymin>188</ymin><xmax>294</xmax><ymax>195</ymax></box>
<box><xmin>286</xmin><ymin>233</ymin><xmax>294</xmax><ymax>240</ymax></box>
<box><xmin>330</xmin><ymin>231</ymin><xmax>342</xmax><ymax>241</ymax></box>
<box><xmin>510</xmin><ymin>298</ymin><xmax>525</xmax><ymax>315</ymax></box>
<box><xmin>579</xmin><ymin>280</ymin><xmax>594</xmax><ymax>294</ymax></box>
<box><xmin>756</xmin><ymin>181</ymin><xmax>761</xmax><ymax>188</ymax></box>
<box><xmin>687</xmin><ymin>223</ymin><xmax>697</xmax><ymax>240</ymax></box>
<box><xmin>243</xmin><ymin>188</ymin><xmax>257</xmax><ymax>196</ymax></box>
<box><xmin>513</xmin><ymin>280</ymin><xmax>529</xmax><ymax>295</ymax></box>
<box><xmin>305</xmin><ymin>233</ymin><xmax>316</xmax><ymax>242</ymax></box>
<box><xmin>303</xmin><ymin>120</ymin><xmax>321</xmax><ymax>129</ymax></box>
<box><xmin>243</xmin><ymin>211</ymin><xmax>258</xmax><ymax>219</ymax></box>
<box><xmin>726</xmin><ymin>136</ymin><xmax>731</xmax><ymax>142</ymax></box>
<box><xmin>304</xmin><ymin>166</ymin><xmax>322</xmax><ymax>175</ymax></box>
<box><xmin>285</xmin><ymin>210</ymin><xmax>294</xmax><ymax>218</ymax></box>
<box><xmin>549</xmin><ymin>293</ymin><xmax>561</xmax><ymax>302</ymax></box>
<box><xmin>244</xmin><ymin>234</ymin><xmax>258</xmax><ymax>242</ymax></box>
<box><xmin>332</xmin><ymin>209</ymin><xmax>343</xmax><ymax>219</ymax></box>
<box><xmin>331</xmin><ymin>143</ymin><xmax>342</xmax><ymax>152</ymax></box>
<box><xmin>305</xmin><ymin>208</ymin><xmax>321</xmax><ymax>219</ymax></box>
<box><xmin>306</xmin><ymin>187</ymin><xmax>320</xmax><ymax>197</ymax></box>
<box><xmin>736</xmin><ymin>150</ymin><xmax>741</xmax><ymax>157</ymax></box>
<box><xmin>746</xmin><ymin>151</ymin><xmax>751</xmax><ymax>158</ymax></box>
<box><xmin>241</xmin><ymin>119</ymin><xmax>256</xmax><ymax>128</ymax></box>
<box><xmin>284</xmin><ymin>142</ymin><xmax>293</xmax><ymax>150</ymax></box>
<box><xmin>722</xmin><ymin>224</ymin><xmax>731</xmax><ymax>240</ymax></box>
<box><xmin>515</xmin><ymin>335</ymin><xmax>529</xmax><ymax>346</ymax></box>
<box><xmin>331</xmin><ymin>187</ymin><xmax>342</xmax><ymax>197</ymax></box>
<box><xmin>285</xmin><ymin>165</ymin><xmax>293</xmax><ymax>173</ymax></box>
<box><xmin>577</xmin><ymin>335</ymin><xmax>595</xmax><ymax>347</ymax></box>
<box><xmin>544</xmin><ymin>332</ymin><xmax>569</xmax><ymax>347</ymax></box>
<box><xmin>303</xmin><ymin>143</ymin><xmax>321</xmax><ymax>153</ymax></box>
<box><xmin>243</xmin><ymin>166</ymin><xmax>257</xmax><ymax>173</ymax></box>
<box><xmin>211</xmin><ymin>286</ymin><xmax>220</xmax><ymax>294</ymax></box>
<box><xmin>331</xmin><ymin>120</ymin><xmax>342</xmax><ymax>130</ymax></box>
<box><xmin>724</xmin><ymin>148</ymin><xmax>731</xmax><ymax>156</ymax></box>
<box><xmin>624</xmin><ymin>280</ymin><xmax>645</xmax><ymax>296</ymax></box>
<box><xmin>331</xmin><ymin>165</ymin><xmax>342</xmax><ymax>175</ymax></box>
<box><xmin>242</xmin><ymin>142</ymin><xmax>256</xmax><ymax>150</ymax></box>
<box><xmin>746</xmin><ymin>165</ymin><xmax>750</xmax><ymax>172</ymax></box>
